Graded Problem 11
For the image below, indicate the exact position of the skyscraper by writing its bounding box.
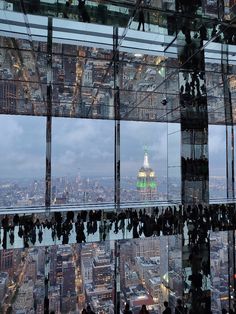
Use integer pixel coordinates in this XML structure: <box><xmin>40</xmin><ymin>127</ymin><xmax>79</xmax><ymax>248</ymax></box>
<box><xmin>92</xmin><ymin>251</ymin><xmax>112</xmax><ymax>286</ymax></box>
<box><xmin>137</xmin><ymin>149</ymin><xmax>157</xmax><ymax>200</ymax></box>
<box><xmin>62</xmin><ymin>261</ymin><xmax>76</xmax><ymax>312</ymax></box>
<box><xmin>0</xmin><ymin>250</ymin><xmax>14</xmax><ymax>278</ymax></box>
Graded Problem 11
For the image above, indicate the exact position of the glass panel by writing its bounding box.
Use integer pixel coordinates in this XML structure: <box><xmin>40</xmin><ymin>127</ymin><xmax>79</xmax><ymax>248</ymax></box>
<box><xmin>167</xmin><ymin>123</ymin><xmax>181</xmax><ymax>202</ymax></box>
<box><xmin>210</xmin><ymin>231</ymin><xmax>229</xmax><ymax>313</ymax></box>
<box><xmin>209</xmin><ymin>125</ymin><xmax>227</xmax><ymax>201</ymax></box>
<box><xmin>0</xmin><ymin>37</ymin><xmax>48</xmax><ymax>116</ymax></box>
<box><xmin>120</xmin><ymin>121</ymin><xmax>167</xmax><ymax>203</ymax></box>
<box><xmin>0</xmin><ymin>242</ymin><xmax>115</xmax><ymax>314</ymax></box>
<box><xmin>0</xmin><ymin>247</ymin><xmax>46</xmax><ymax>313</ymax></box>
<box><xmin>51</xmin><ymin>118</ymin><xmax>114</xmax><ymax>205</ymax></box>
<box><xmin>51</xmin><ymin>44</ymin><xmax>114</xmax><ymax>119</ymax></box>
<box><xmin>0</xmin><ymin>115</ymin><xmax>46</xmax><ymax>208</ymax></box>
<box><xmin>120</xmin><ymin>235</ymin><xmax>182</xmax><ymax>313</ymax></box>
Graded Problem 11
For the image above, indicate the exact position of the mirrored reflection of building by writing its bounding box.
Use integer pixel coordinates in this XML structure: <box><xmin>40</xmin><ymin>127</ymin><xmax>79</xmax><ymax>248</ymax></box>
<box><xmin>210</xmin><ymin>232</ymin><xmax>229</xmax><ymax>314</ymax></box>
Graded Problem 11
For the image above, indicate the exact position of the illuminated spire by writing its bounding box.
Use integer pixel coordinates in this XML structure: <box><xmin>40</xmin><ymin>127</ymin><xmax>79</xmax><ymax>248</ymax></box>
<box><xmin>143</xmin><ymin>147</ymin><xmax>150</xmax><ymax>169</ymax></box>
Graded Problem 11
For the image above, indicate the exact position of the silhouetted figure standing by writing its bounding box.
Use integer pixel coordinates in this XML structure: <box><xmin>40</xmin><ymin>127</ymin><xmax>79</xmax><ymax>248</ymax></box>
<box><xmin>175</xmin><ymin>299</ymin><xmax>184</xmax><ymax>314</ymax></box>
<box><xmin>123</xmin><ymin>303</ymin><xmax>133</xmax><ymax>314</ymax></box>
<box><xmin>63</xmin><ymin>0</ymin><xmax>72</xmax><ymax>18</ymax></box>
<box><xmin>78</xmin><ymin>0</ymin><xmax>90</xmax><ymax>23</ymax></box>
<box><xmin>139</xmin><ymin>304</ymin><xmax>149</xmax><ymax>314</ymax></box>
<box><xmin>86</xmin><ymin>305</ymin><xmax>95</xmax><ymax>314</ymax></box>
<box><xmin>199</xmin><ymin>23</ymin><xmax>207</xmax><ymax>45</ymax></box>
<box><xmin>137</xmin><ymin>4</ymin><xmax>145</xmax><ymax>31</ymax></box>
<box><xmin>163</xmin><ymin>301</ymin><xmax>172</xmax><ymax>314</ymax></box>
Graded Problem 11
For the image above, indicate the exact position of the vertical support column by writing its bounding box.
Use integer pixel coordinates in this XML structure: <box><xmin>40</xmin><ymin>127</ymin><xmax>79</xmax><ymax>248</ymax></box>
<box><xmin>113</xmin><ymin>26</ymin><xmax>120</xmax><ymax>212</ymax></box>
<box><xmin>222</xmin><ymin>41</ymin><xmax>236</xmax><ymax>311</ymax></box>
<box><xmin>178</xmin><ymin>28</ymin><xmax>210</xmax><ymax>312</ymax></box>
<box><xmin>227</xmin><ymin>124</ymin><xmax>235</xmax><ymax>311</ymax></box>
<box><xmin>226</xmin><ymin>125</ymin><xmax>235</xmax><ymax>199</ymax></box>
<box><xmin>113</xmin><ymin>26</ymin><xmax>120</xmax><ymax>314</ymax></box>
<box><xmin>226</xmin><ymin>125</ymin><xmax>235</xmax><ymax>297</ymax></box>
<box><xmin>222</xmin><ymin>41</ymin><xmax>235</xmax><ymax>200</ymax></box>
<box><xmin>45</xmin><ymin>17</ymin><xmax>53</xmax><ymax>208</ymax></box>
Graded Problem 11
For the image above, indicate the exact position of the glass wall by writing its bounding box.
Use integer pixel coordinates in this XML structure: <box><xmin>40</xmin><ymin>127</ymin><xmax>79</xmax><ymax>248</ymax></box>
<box><xmin>51</xmin><ymin>118</ymin><xmax>114</xmax><ymax>205</ymax></box>
<box><xmin>209</xmin><ymin>125</ymin><xmax>227</xmax><ymax>201</ymax></box>
<box><xmin>167</xmin><ymin>123</ymin><xmax>181</xmax><ymax>202</ymax></box>
<box><xmin>0</xmin><ymin>236</ymin><xmax>182</xmax><ymax>314</ymax></box>
<box><xmin>120</xmin><ymin>121</ymin><xmax>168</xmax><ymax>203</ymax></box>
<box><xmin>210</xmin><ymin>231</ymin><xmax>229</xmax><ymax>313</ymax></box>
<box><xmin>0</xmin><ymin>115</ymin><xmax>46</xmax><ymax>207</ymax></box>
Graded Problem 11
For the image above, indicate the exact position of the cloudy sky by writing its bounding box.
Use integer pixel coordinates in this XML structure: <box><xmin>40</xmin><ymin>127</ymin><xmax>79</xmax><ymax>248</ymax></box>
<box><xmin>0</xmin><ymin>115</ymin><xmax>228</xmax><ymax>180</ymax></box>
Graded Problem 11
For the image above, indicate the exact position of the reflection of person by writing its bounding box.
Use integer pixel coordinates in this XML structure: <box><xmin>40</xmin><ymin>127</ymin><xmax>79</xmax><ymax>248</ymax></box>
<box><xmin>123</xmin><ymin>303</ymin><xmax>133</xmax><ymax>314</ymax></box>
<box><xmin>163</xmin><ymin>301</ymin><xmax>172</xmax><ymax>314</ymax></box>
<box><xmin>175</xmin><ymin>299</ymin><xmax>184</xmax><ymax>314</ymax></box>
<box><xmin>86</xmin><ymin>305</ymin><xmax>95</xmax><ymax>314</ymax></box>
<box><xmin>137</xmin><ymin>3</ymin><xmax>145</xmax><ymax>31</ymax></box>
<box><xmin>139</xmin><ymin>304</ymin><xmax>149</xmax><ymax>314</ymax></box>
<box><xmin>78</xmin><ymin>0</ymin><xmax>90</xmax><ymax>23</ymax></box>
<box><xmin>63</xmin><ymin>0</ymin><xmax>72</xmax><ymax>18</ymax></box>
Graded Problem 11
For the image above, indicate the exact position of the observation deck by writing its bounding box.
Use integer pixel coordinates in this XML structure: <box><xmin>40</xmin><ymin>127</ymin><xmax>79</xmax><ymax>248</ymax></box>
<box><xmin>0</xmin><ymin>0</ymin><xmax>236</xmax><ymax>124</ymax></box>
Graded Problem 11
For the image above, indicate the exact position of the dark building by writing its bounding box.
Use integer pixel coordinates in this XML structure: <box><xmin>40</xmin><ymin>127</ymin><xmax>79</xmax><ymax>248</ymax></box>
<box><xmin>92</xmin><ymin>252</ymin><xmax>112</xmax><ymax>286</ymax></box>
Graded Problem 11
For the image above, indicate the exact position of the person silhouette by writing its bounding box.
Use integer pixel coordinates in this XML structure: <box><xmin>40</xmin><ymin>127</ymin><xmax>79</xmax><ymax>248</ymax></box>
<box><xmin>137</xmin><ymin>3</ymin><xmax>145</xmax><ymax>31</ymax></box>
<box><xmin>163</xmin><ymin>301</ymin><xmax>171</xmax><ymax>314</ymax></box>
<box><xmin>123</xmin><ymin>302</ymin><xmax>133</xmax><ymax>314</ymax></box>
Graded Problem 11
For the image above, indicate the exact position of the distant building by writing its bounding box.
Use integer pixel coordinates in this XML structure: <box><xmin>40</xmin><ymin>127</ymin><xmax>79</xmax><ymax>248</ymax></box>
<box><xmin>62</xmin><ymin>261</ymin><xmax>75</xmax><ymax>296</ymax></box>
<box><xmin>0</xmin><ymin>81</ymin><xmax>18</xmax><ymax>112</ymax></box>
<box><xmin>48</xmin><ymin>286</ymin><xmax>61</xmax><ymax>314</ymax></box>
<box><xmin>0</xmin><ymin>272</ymin><xmax>9</xmax><ymax>305</ymax></box>
<box><xmin>137</xmin><ymin>150</ymin><xmax>157</xmax><ymax>200</ymax></box>
<box><xmin>92</xmin><ymin>251</ymin><xmax>112</xmax><ymax>286</ymax></box>
<box><xmin>27</xmin><ymin>259</ymin><xmax>37</xmax><ymax>283</ymax></box>
<box><xmin>54</xmin><ymin>191</ymin><xmax>69</xmax><ymax>205</ymax></box>
<box><xmin>0</xmin><ymin>250</ymin><xmax>14</xmax><ymax>277</ymax></box>
<box><xmin>13</xmin><ymin>280</ymin><xmax>34</xmax><ymax>313</ymax></box>
<box><xmin>61</xmin><ymin>261</ymin><xmax>76</xmax><ymax>312</ymax></box>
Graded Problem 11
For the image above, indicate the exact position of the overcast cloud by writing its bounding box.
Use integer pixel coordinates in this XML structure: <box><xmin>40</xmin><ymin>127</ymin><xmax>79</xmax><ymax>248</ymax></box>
<box><xmin>0</xmin><ymin>115</ymin><xmax>229</xmax><ymax>180</ymax></box>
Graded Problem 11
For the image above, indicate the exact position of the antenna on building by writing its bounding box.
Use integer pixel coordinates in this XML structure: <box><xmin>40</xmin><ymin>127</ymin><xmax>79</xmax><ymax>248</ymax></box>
<box><xmin>143</xmin><ymin>145</ymin><xmax>150</xmax><ymax>169</ymax></box>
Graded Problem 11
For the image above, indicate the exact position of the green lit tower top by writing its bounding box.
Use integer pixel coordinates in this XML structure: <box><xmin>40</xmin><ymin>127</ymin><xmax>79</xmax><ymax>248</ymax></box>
<box><xmin>137</xmin><ymin>149</ymin><xmax>157</xmax><ymax>200</ymax></box>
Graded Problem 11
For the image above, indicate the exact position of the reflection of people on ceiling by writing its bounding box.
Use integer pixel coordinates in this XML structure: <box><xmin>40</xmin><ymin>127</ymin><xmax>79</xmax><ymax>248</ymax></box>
<box><xmin>78</xmin><ymin>0</ymin><xmax>90</xmax><ymax>23</ymax></box>
<box><xmin>176</xmin><ymin>0</ymin><xmax>201</xmax><ymax>14</ymax></box>
<box><xmin>63</xmin><ymin>0</ymin><xmax>72</xmax><ymax>19</ymax></box>
<box><xmin>137</xmin><ymin>2</ymin><xmax>145</xmax><ymax>31</ymax></box>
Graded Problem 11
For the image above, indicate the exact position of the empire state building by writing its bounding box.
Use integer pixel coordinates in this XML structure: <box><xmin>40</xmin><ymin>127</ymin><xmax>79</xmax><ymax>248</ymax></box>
<box><xmin>136</xmin><ymin>150</ymin><xmax>157</xmax><ymax>200</ymax></box>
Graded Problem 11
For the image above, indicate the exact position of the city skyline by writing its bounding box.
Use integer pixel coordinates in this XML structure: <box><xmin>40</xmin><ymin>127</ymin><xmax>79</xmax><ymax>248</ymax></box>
<box><xmin>0</xmin><ymin>115</ymin><xmax>229</xmax><ymax>180</ymax></box>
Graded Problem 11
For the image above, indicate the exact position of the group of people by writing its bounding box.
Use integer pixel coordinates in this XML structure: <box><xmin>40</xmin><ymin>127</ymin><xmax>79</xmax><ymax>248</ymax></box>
<box><xmin>0</xmin><ymin>202</ymin><xmax>236</xmax><ymax>249</ymax></box>
<box><xmin>179</xmin><ymin>69</ymin><xmax>208</xmax><ymax>131</ymax></box>
<box><xmin>63</xmin><ymin>0</ymin><xmax>90</xmax><ymax>22</ymax></box>
<box><xmin>123</xmin><ymin>300</ymin><xmax>185</xmax><ymax>314</ymax></box>
<box><xmin>181</xmin><ymin>156</ymin><xmax>208</xmax><ymax>181</ymax></box>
